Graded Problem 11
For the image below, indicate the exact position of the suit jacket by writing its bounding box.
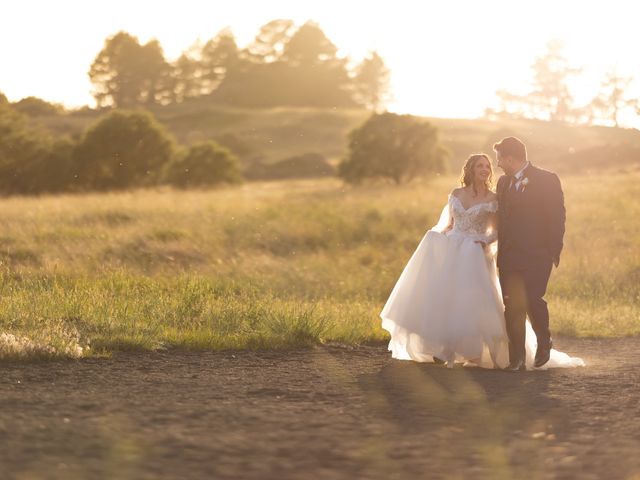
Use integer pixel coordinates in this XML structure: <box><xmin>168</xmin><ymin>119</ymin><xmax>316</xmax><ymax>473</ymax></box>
<box><xmin>496</xmin><ymin>163</ymin><xmax>566</xmax><ymax>271</ymax></box>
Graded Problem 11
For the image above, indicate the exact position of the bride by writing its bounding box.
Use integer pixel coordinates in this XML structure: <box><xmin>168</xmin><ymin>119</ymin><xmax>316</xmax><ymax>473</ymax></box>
<box><xmin>380</xmin><ymin>154</ymin><xmax>584</xmax><ymax>370</ymax></box>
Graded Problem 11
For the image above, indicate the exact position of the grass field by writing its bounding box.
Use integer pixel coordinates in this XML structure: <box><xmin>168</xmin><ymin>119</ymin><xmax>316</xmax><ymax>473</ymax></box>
<box><xmin>0</xmin><ymin>171</ymin><xmax>638</xmax><ymax>359</ymax></box>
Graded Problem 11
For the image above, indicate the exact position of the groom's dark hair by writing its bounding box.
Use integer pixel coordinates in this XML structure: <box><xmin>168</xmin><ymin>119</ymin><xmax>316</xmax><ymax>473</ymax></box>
<box><xmin>493</xmin><ymin>136</ymin><xmax>527</xmax><ymax>161</ymax></box>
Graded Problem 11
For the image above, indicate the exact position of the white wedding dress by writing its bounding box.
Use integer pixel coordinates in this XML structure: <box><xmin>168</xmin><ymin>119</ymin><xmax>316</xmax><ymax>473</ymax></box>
<box><xmin>380</xmin><ymin>193</ymin><xmax>584</xmax><ymax>370</ymax></box>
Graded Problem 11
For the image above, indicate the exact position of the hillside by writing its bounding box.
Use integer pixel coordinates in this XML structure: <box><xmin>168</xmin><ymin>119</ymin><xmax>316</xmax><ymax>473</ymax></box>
<box><xmin>31</xmin><ymin>99</ymin><xmax>640</xmax><ymax>175</ymax></box>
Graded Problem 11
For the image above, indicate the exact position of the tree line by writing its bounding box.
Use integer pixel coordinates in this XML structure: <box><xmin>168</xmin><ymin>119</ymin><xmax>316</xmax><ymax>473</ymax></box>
<box><xmin>0</xmin><ymin>90</ymin><xmax>445</xmax><ymax>195</ymax></box>
<box><xmin>0</xmin><ymin>96</ymin><xmax>242</xmax><ymax>194</ymax></box>
<box><xmin>0</xmin><ymin>18</ymin><xmax>405</xmax><ymax>195</ymax></box>
<box><xmin>89</xmin><ymin>20</ymin><xmax>391</xmax><ymax>111</ymax></box>
<box><xmin>487</xmin><ymin>40</ymin><xmax>639</xmax><ymax>128</ymax></box>
<box><xmin>9</xmin><ymin>27</ymin><xmax>638</xmax><ymax>196</ymax></box>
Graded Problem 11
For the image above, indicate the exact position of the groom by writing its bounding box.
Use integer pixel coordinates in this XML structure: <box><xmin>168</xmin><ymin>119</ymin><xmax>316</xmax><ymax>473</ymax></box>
<box><xmin>494</xmin><ymin>137</ymin><xmax>566</xmax><ymax>371</ymax></box>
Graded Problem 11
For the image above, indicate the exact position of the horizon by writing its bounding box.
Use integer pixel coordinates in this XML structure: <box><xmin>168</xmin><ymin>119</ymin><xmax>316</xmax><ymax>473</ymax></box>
<box><xmin>2</xmin><ymin>0</ymin><xmax>639</xmax><ymax>128</ymax></box>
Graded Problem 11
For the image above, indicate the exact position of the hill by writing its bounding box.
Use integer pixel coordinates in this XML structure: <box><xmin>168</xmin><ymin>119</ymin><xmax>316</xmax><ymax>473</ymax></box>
<box><xmin>30</xmin><ymin>99</ymin><xmax>640</xmax><ymax>175</ymax></box>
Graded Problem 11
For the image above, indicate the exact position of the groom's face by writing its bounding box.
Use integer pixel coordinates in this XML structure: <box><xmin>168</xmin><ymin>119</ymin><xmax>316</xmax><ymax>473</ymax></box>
<box><xmin>496</xmin><ymin>151</ymin><xmax>512</xmax><ymax>175</ymax></box>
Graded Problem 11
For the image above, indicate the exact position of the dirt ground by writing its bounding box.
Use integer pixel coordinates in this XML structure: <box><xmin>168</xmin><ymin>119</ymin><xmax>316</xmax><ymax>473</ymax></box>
<box><xmin>1</xmin><ymin>337</ymin><xmax>639</xmax><ymax>480</ymax></box>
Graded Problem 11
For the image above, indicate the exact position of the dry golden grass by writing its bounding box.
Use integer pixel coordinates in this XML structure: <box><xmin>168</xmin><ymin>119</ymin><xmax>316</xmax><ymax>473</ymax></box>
<box><xmin>0</xmin><ymin>171</ymin><xmax>638</xmax><ymax>358</ymax></box>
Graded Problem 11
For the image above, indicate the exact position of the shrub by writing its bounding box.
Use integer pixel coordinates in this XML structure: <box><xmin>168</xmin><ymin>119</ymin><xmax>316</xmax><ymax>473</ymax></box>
<box><xmin>164</xmin><ymin>140</ymin><xmax>242</xmax><ymax>188</ymax></box>
<box><xmin>73</xmin><ymin>110</ymin><xmax>176</xmax><ymax>190</ymax></box>
<box><xmin>339</xmin><ymin>112</ymin><xmax>448</xmax><ymax>184</ymax></box>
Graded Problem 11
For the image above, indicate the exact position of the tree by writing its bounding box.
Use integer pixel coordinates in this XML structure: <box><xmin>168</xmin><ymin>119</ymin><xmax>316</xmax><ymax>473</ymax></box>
<box><xmin>353</xmin><ymin>51</ymin><xmax>391</xmax><ymax>112</ymax></box>
<box><xmin>172</xmin><ymin>44</ymin><xmax>204</xmax><ymax>102</ymax></box>
<box><xmin>89</xmin><ymin>31</ymin><xmax>172</xmax><ymax>108</ymax></box>
<box><xmin>164</xmin><ymin>141</ymin><xmax>242</xmax><ymax>188</ymax></box>
<box><xmin>12</xmin><ymin>96</ymin><xmax>64</xmax><ymax>116</ymax></box>
<box><xmin>212</xmin><ymin>22</ymin><xmax>355</xmax><ymax>108</ymax></box>
<box><xmin>588</xmin><ymin>70</ymin><xmax>637</xmax><ymax>127</ymax></box>
<box><xmin>172</xmin><ymin>53</ymin><xmax>201</xmax><ymax>102</ymax></box>
<box><xmin>0</xmin><ymin>102</ymin><xmax>75</xmax><ymax>194</ymax></box>
<box><xmin>30</xmin><ymin>138</ymin><xmax>77</xmax><ymax>193</ymax></box>
<box><xmin>246</xmin><ymin>19</ymin><xmax>295</xmax><ymax>63</ymax></box>
<box><xmin>163</xmin><ymin>20</ymin><xmax>387</xmax><ymax>108</ymax></box>
<box><xmin>487</xmin><ymin>89</ymin><xmax>531</xmax><ymax>119</ymax></box>
<box><xmin>529</xmin><ymin>40</ymin><xmax>581</xmax><ymax>121</ymax></box>
<box><xmin>339</xmin><ymin>112</ymin><xmax>448</xmax><ymax>184</ymax></box>
<box><xmin>0</xmin><ymin>102</ymin><xmax>49</xmax><ymax>193</ymax></box>
<box><xmin>490</xmin><ymin>40</ymin><xmax>581</xmax><ymax>122</ymax></box>
<box><xmin>200</xmin><ymin>29</ymin><xmax>240</xmax><ymax>95</ymax></box>
<box><xmin>279</xmin><ymin>21</ymin><xmax>354</xmax><ymax>106</ymax></box>
<box><xmin>139</xmin><ymin>39</ymin><xmax>174</xmax><ymax>105</ymax></box>
<box><xmin>73</xmin><ymin>110</ymin><xmax>175</xmax><ymax>190</ymax></box>
<box><xmin>281</xmin><ymin>21</ymin><xmax>338</xmax><ymax>66</ymax></box>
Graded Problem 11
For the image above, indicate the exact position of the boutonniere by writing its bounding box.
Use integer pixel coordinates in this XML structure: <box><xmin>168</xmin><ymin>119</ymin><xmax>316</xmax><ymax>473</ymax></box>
<box><xmin>520</xmin><ymin>177</ymin><xmax>530</xmax><ymax>192</ymax></box>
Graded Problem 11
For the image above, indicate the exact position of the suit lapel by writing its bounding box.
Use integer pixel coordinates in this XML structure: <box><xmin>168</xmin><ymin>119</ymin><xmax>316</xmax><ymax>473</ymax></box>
<box><xmin>518</xmin><ymin>163</ymin><xmax>534</xmax><ymax>192</ymax></box>
<box><xmin>501</xmin><ymin>164</ymin><xmax>532</xmax><ymax>217</ymax></box>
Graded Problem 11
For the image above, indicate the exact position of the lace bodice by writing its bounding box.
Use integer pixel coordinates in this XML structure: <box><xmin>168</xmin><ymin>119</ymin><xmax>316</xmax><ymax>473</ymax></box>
<box><xmin>448</xmin><ymin>194</ymin><xmax>498</xmax><ymax>242</ymax></box>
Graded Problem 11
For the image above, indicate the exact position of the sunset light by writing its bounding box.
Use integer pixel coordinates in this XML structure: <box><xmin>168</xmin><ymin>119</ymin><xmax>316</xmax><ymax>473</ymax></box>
<box><xmin>2</xmin><ymin>0</ymin><xmax>639</xmax><ymax>126</ymax></box>
<box><xmin>1</xmin><ymin>2</ymin><xmax>639</xmax><ymax>478</ymax></box>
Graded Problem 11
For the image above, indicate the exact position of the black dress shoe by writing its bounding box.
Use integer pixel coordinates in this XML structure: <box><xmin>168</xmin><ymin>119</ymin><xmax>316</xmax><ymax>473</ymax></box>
<box><xmin>534</xmin><ymin>349</ymin><xmax>550</xmax><ymax>368</ymax></box>
<box><xmin>432</xmin><ymin>356</ymin><xmax>445</xmax><ymax>365</ymax></box>
<box><xmin>534</xmin><ymin>340</ymin><xmax>553</xmax><ymax>368</ymax></box>
<box><xmin>504</xmin><ymin>359</ymin><xmax>526</xmax><ymax>372</ymax></box>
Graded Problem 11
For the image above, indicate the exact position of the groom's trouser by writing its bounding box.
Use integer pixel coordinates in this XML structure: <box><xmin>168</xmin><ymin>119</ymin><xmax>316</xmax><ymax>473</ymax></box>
<box><xmin>498</xmin><ymin>261</ymin><xmax>553</xmax><ymax>362</ymax></box>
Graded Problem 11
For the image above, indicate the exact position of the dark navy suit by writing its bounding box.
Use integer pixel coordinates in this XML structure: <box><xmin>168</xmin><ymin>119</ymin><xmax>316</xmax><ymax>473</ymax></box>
<box><xmin>496</xmin><ymin>164</ymin><xmax>566</xmax><ymax>363</ymax></box>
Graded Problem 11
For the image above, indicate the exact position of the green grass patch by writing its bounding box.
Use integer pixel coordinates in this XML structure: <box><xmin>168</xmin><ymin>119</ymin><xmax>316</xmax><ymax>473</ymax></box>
<box><xmin>0</xmin><ymin>172</ymin><xmax>637</xmax><ymax>359</ymax></box>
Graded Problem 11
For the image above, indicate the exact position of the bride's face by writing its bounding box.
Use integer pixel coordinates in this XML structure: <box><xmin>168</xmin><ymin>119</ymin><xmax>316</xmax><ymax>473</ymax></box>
<box><xmin>474</xmin><ymin>157</ymin><xmax>492</xmax><ymax>183</ymax></box>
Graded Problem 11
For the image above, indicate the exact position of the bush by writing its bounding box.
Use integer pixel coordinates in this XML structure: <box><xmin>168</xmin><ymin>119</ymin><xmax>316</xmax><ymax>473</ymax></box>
<box><xmin>12</xmin><ymin>97</ymin><xmax>64</xmax><ymax>116</ymax></box>
<box><xmin>0</xmin><ymin>102</ymin><xmax>57</xmax><ymax>194</ymax></box>
<box><xmin>36</xmin><ymin>138</ymin><xmax>78</xmax><ymax>193</ymax></box>
<box><xmin>339</xmin><ymin>112</ymin><xmax>448</xmax><ymax>184</ymax></box>
<box><xmin>73</xmin><ymin>110</ymin><xmax>176</xmax><ymax>190</ymax></box>
<box><xmin>164</xmin><ymin>141</ymin><xmax>242</xmax><ymax>188</ymax></box>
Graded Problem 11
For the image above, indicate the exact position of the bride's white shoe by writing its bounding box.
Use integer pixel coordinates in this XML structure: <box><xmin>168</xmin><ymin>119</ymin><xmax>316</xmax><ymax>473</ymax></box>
<box><xmin>463</xmin><ymin>359</ymin><xmax>480</xmax><ymax>367</ymax></box>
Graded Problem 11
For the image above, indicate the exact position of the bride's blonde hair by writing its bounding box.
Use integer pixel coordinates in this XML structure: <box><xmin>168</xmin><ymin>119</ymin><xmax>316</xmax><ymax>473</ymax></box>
<box><xmin>460</xmin><ymin>153</ymin><xmax>494</xmax><ymax>195</ymax></box>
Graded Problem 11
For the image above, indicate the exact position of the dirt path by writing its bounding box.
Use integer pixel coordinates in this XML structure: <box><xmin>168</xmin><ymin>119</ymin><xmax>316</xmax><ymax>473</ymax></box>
<box><xmin>1</xmin><ymin>337</ymin><xmax>639</xmax><ymax>479</ymax></box>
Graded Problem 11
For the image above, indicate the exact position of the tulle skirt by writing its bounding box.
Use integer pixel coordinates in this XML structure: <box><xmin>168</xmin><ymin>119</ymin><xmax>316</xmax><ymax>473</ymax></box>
<box><xmin>380</xmin><ymin>230</ymin><xmax>585</xmax><ymax>370</ymax></box>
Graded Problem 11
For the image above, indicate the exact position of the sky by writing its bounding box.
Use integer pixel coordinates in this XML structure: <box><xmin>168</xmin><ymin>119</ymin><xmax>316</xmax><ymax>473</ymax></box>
<box><xmin>2</xmin><ymin>0</ymin><xmax>639</xmax><ymax>127</ymax></box>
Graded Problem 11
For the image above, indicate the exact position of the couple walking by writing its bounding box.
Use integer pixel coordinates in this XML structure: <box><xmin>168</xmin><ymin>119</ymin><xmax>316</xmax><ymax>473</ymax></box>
<box><xmin>380</xmin><ymin>136</ymin><xmax>584</xmax><ymax>371</ymax></box>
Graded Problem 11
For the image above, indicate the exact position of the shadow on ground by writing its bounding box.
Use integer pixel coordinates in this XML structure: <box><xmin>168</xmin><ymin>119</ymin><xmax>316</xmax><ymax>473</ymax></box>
<box><xmin>1</xmin><ymin>337</ymin><xmax>638</xmax><ymax>479</ymax></box>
